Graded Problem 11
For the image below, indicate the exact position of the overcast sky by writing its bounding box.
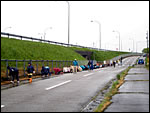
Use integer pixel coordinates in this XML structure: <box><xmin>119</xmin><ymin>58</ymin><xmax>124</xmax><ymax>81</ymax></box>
<box><xmin>1</xmin><ymin>1</ymin><xmax>149</xmax><ymax>52</ymax></box>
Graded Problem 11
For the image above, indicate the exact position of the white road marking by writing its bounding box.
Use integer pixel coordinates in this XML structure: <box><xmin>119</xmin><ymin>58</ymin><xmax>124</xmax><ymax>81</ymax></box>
<box><xmin>1</xmin><ymin>105</ymin><xmax>5</xmax><ymax>108</ymax></box>
<box><xmin>45</xmin><ymin>80</ymin><xmax>72</xmax><ymax>90</ymax></box>
<box><xmin>83</xmin><ymin>73</ymin><xmax>94</xmax><ymax>77</ymax></box>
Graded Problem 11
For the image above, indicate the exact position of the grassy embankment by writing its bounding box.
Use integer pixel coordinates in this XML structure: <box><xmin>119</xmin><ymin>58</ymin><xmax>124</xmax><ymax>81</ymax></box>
<box><xmin>1</xmin><ymin>37</ymin><xmax>128</xmax><ymax>79</ymax></box>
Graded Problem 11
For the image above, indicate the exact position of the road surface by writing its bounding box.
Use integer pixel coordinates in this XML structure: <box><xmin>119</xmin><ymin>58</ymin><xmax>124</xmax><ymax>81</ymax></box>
<box><xmin>1</xmin><ymin>56</ymin><xmax>139</xmax><ymax>112</ymax></box>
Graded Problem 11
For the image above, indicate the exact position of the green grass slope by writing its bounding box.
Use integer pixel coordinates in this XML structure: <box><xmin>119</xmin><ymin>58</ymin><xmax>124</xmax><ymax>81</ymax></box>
<box><xmin>1</xmin><ymin>37</ymin><xmax>86</xmax><ymax>60</ymax></box>
<box><xmin>1</xmin><ymin>37</ymin><xmax>128</xmax><ymax>61</ymax></box>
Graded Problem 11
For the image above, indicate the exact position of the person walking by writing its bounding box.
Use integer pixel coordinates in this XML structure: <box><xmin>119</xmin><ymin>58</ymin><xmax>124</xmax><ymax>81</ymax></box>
<box><xmin>120</xmin><ymin>57</ymin><xmax>123</xmax><ymax>66</ymax></box>
<box><xmin>73</xmin><ymin>59</ymin><xmax>78</xmax><ymax>73</ymax></box>
<box><xmin>7</xmin><ymin>66</ymin><xmax>20</xmax><ymax>86</ymax></box>
<box><xmin>113</xmin><ymin>61</ymin><xmax>116</xmax><ymax>68</ymax></box>
<box><xmin>26</xmin><ymin>62</ymin><xmax>35</xmax><ymax>83</ymax></box>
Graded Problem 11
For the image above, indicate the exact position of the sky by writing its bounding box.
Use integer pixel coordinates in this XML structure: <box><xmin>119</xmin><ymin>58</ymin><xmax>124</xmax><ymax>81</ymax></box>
<box><xmin>1</xmin><ymin>1</ymin><xmax>149</xmax><ymax>53</ymax></box>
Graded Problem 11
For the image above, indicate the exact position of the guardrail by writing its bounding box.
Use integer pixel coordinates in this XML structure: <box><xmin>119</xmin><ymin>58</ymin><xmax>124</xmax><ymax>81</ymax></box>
<box><xmin>1</xmin><ymin>32</ymin><xmax>117</xmax><ymax>52</ymax></box>
<box><xmin>110</xmin><ymin>53</ymin><xmax>142</xmax><ymax>61</ymax></box>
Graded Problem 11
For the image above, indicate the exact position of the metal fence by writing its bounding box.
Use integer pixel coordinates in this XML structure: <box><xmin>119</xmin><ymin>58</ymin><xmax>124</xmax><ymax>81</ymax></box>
<box><xmin>1</xmin><ymin>59</ymin><xmax>100</xmax><ymax>79</ymax></box>
<box><xmin>1</xmin><ymin>59</ymin><xmax>74</xmax><ymax>78</ymax></box>
<box><xmin>1</xmin><ymin>54</ymin><xmax>142</xmax><ymax>79</ymax></box>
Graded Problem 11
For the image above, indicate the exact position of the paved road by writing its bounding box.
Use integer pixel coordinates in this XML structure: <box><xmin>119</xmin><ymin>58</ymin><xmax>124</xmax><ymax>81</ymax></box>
<box><xmin>1</xmin><ymin>56</ymin><xmax>139</xmax><ymax>112</ymax></box>
<box><xmin>105</xmin><ymin>64</ymin><xmax>149</xmax><ymax>112</ymax></box>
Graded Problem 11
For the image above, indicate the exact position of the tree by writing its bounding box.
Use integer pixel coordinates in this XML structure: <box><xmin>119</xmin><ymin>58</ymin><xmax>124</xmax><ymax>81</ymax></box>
<box><xmin>142</xmin><ymin>48</ymin><xmax>149</xmax><ymax>53</ymax></box>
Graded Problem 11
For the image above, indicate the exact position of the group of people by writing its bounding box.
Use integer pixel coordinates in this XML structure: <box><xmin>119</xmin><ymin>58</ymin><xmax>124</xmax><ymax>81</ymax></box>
<box><xmin>7</xmin><ymin>57</ymin><xmax>123</xmax><ymax>86</ymax></box>
<box><xmin>88</xmin><ymin>60</ymin><xmax>94</xmax><ymax>70</ymax></box>
<box><xmin>7</xmin><ymin>62</ymin><xmax>51</xmax><ymax>86</ymax></box>
<box><xmin>112</xmin><ymin>57</ymin><xmax>123</xmax><ymax>68</ymax></box>
<box><xmin>72</xmin><ymin>59</ymin><xmax>94</xmax><ymax>73</ymax></box>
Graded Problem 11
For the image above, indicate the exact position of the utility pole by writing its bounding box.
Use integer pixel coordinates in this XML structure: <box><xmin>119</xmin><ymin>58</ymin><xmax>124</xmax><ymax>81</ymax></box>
<box><xmin>91</xmin><ymin>20</ymin><xmax>101</xmax><ymax>50</ymax></box>
<box><xmin>113</xmin><ymin>30</ymin><xmax>120</xmax><ymax>51</ymax></box>
<box><xmin>66</xmin><ymin>1</ymin><xmax>70</xmax><ymax>47</ymax></box>
<box><xmin>146</xmin><ymin>31</ymin><xmax>148</xmax><ymax>54</ymax></box>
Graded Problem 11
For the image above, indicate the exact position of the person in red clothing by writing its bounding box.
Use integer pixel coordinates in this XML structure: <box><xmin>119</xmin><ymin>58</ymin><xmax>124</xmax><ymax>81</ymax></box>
<box><xmin>53</xmin><ymin>68</ymin><xmax>61</xmax><ymax>75</ymax></box>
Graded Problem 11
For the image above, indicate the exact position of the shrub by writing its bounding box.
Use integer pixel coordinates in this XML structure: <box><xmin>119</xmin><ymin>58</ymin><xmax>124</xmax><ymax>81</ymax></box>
<box><xmin>117</xmin><ymin>74</ymin><xmax>120</xmax><ymax>80</ymax></box>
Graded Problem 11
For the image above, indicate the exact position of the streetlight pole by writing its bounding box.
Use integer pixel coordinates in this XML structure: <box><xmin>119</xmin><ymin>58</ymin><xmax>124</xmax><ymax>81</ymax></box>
<box><xmin>55</xmin><ymin>1</ymin><xmax>70</xmax><ymax>46</ymax></box>
<box><xmin>136</xmin><ymin>41</ymin><xmax>147</xmax><ymax>53</ymax></box>
<box><xmin>66</xmin><ymin>1</ymin><xmax>70</xmax><ymax>46</ymax></box>
<box><xmin>136</xmin><ymin>41</ymin><xmax>142</xmax><ymax>53</ymax></box>
<box><xmin>38</xmin><ymin>33</ymin><xmax>43</xmax><ymax>40</ymax></box>
<box><xmin>91</xmin><ymin>20</ymin><xmax>101</xmax><ymax>49</ymax></box>
<box><xmin>146</xmin><ymin>31</ymin><xmax>148</xmax><ymax>54</ymax></box>
<box><xmin>3</xmin><ymin>26</ymin><xmax>12</xmax><ymax>32</ymax></box>
<box><xmin>44</xmin><ymin>27</ymin><xmax>52</xmax><ymax>40</ymax></box>
<box><xmin>113</xmin><ymin>30</ymin><xmax>120</xmax><ymax>51</ymax></box>
<box><xmin>129</xmin><ymin>38</ymin><xmax>134</xmax><ymax>52</ymax></box>
<box><xmin>136</xmin><ymin>41</ymin><xmax>138</xmax><ymax>53</ymax></box>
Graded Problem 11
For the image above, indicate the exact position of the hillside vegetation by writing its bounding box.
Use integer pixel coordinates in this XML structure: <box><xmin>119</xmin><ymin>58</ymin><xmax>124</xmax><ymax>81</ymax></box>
<box><xmin>1</xmin><ymin>37</ymin><xmax>85</xmax><ymax>61</ymax></box>
<box><xmin>1</xmin><ymin>37</ymin><xmax>128</xmax><ymax>61</ymax></box>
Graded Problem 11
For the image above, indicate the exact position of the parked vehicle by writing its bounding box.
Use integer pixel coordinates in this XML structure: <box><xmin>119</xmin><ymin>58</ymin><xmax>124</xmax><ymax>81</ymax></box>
<box><xmin>138</xmin><ymin>59</ymin><xmax>144</xmax><ymax>64</ymax></box>
<box><xmin>143</xmin><ymin>53</ymin><xmax>147</xmax><ymax>57</ymax></box>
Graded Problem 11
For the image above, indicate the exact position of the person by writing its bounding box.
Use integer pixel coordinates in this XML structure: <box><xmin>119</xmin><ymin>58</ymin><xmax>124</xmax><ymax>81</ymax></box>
<box><xmin>7</xmin><ymin>66</ymin><xmax>19</xmax><ymax>86</ymax></box>
<box><xmin>88</xmin><ymin>60</ymin><xmax>91</xmax><ymax>68</ymax></box>
<box><xmin>120</xmin><ymin>57</ymin><xmax>123</xmax><ymax>65</ymax></box>
<box><xmin>41</xmin><ymin>66</ymin><xmax>51</xmax><ymax>78</ymax></box>
<box><xmin>53</xmin><ymin>68</ymin><xmax>61</xmax><ymax>75</ymax></box>
<box><xmin>113</xmin><ymin>61</ymin><xmax>116</xmax><ymax>68</ymax></box>
<box><xmin>90</xmin><ymin>60</ymin><xmax>94</xmax><ymax>70</ymax></box>
<box><xmin>80</xmin><ymin>65</ymin><xmax>85</xmax><ymax>70</ymax></box>
<box><xmin>26</xmin><ymin>62</ymin><xmax>35</xmax><ymax>83</ymax></box>
<box><xmin>73</xmin><ymin>59</ymin><xmax>78</xmax><ymax>73</ymax></box>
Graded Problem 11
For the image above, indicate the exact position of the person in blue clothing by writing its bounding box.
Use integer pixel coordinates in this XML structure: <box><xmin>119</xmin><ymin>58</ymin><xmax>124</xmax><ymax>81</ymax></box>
<box><xmin>26</xmin><ymin>62</ymin><xmax>35</xmax><ymax>83</ymax></box>
<box><xmin>7</xmin><ymin>66</ymin><xmax>20</xmax><ymax>86</ymax></box>
<box><xmin>80</xmin><ymin>65</ymin><xmax>85</xmax><ymax>70</ymax></box>
<box><xmin>73</xmin><ymin>59</ymin><xmax>78</xmax><ymax>73</ymax></box>
<box><xmin>41</xmin><ymin>66</ymin><xmax>51</xmax><ymax>78</ymax></box>
<box><xmin>90</xmin><ymin>60</ymin><xmax>94</xmax><ymax>70</ymax></box>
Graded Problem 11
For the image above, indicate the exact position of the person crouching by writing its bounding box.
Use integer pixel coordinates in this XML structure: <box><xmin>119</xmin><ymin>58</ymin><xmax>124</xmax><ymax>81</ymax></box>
<box><xmin>41</xmin><ymin>66</ymin><xmax>51</xmax><ymax>78</ymax></box>
<box><xmin>7</xmin><ymin>66</ymin><xmax>20</xmax><ymax>86</ymax></box>
<box><xmin>26</xmin><ymin>62</ymin><xmax>35</xmax><ymax>83</ymax></box>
